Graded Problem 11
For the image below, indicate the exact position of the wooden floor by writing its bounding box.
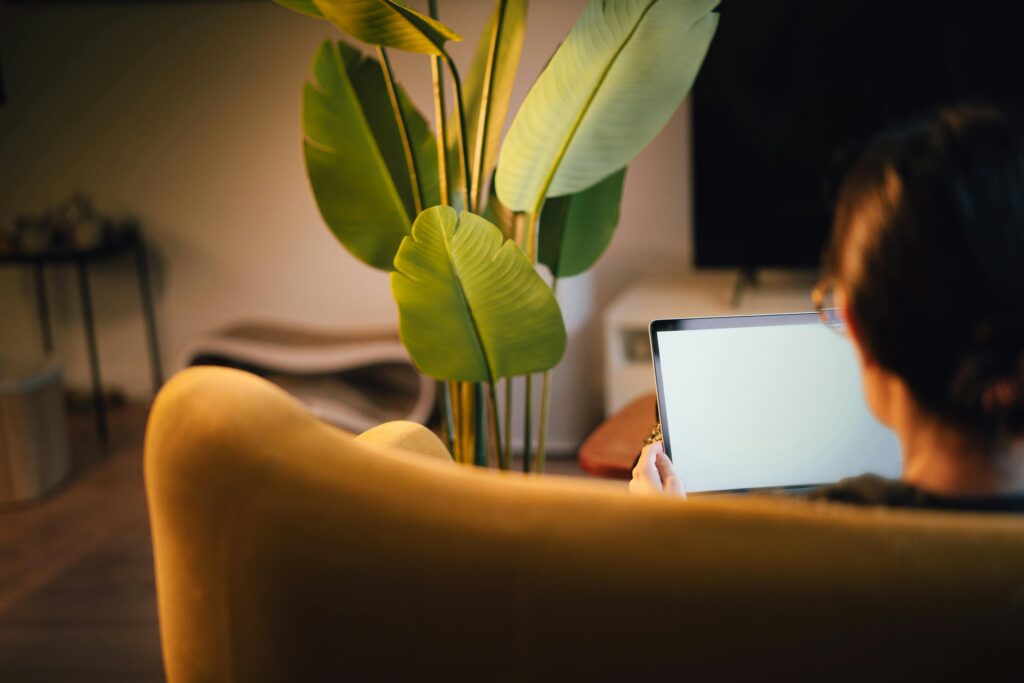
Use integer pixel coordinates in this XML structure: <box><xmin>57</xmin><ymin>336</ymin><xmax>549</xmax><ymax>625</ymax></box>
<box><xmin>0</xmin><ymin>403</ymin><xmax>164</xmax><ymax>682</ymax></box>
<box><xmin>0</xmin><ymin>401</ymin><xmax>598</xmax><ymax>681</ymax></box>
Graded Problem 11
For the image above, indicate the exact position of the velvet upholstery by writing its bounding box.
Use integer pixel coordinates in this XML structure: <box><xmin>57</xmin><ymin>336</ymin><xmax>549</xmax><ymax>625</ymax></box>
<box><xmin>145</xmin><ymin>367</ymin><xmax>1024</xmax><ymax>681</ymax></box>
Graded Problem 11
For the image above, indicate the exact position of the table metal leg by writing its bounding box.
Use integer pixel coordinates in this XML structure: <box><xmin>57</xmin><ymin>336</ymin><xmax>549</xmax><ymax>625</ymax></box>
<box><xmin>33</xmin><ymin>263</ymin><xmax>54</xmax><ymax>353</ymax></box>
<box><xmin>134</xmin><ymin>241</ymin><xmax>163</xmax><ymax>392</ymax></box>
<box><xmin>76</xmin><ymin>260</ymin><xmax>108</xmax><ymax>445</ymax></box>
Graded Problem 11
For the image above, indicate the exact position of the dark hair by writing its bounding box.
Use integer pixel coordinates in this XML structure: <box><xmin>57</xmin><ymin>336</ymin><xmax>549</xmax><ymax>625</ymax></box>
<box><xmin>826</xmin><ymin>105</ymin><xmax>1024</xmax><ymax>438</ymax></box>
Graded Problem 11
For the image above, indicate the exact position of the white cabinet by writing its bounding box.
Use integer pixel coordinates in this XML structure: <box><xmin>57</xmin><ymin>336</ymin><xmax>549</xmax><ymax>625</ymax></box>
<box><xmin>602</xmin><ymin>270</ymin><xmax>819</xmax><ymax>415</ymax></box>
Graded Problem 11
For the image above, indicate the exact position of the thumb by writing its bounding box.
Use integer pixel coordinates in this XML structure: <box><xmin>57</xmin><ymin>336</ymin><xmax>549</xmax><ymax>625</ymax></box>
<box><xmin>640</xmin><ymin>443</ymin><xmax>661</xmax><ymax>473</ymax></box>
<box><xmin>655</xmin><ymin>452</ymin><xmax>686</xmax><ymax>498</ymax></box>
<box><xmin>654</xmin><ymin>452</ymin><xmax>676</xmax><ymax>483</ymax></box>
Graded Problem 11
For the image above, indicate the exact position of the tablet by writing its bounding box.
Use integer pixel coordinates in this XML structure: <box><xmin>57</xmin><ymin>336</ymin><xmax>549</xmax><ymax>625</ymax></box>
<box><xmin>650</xmin><ymin>313</ymin><xmax>901</xmax><ymax>493</ymax></box>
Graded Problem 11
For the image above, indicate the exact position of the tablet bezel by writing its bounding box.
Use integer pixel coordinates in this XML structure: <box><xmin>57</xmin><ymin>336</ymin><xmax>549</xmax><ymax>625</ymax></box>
<box><xmin>649</xmin><ymin>311</ymin><xmax>832</xmax><ymax>494</ymax></box>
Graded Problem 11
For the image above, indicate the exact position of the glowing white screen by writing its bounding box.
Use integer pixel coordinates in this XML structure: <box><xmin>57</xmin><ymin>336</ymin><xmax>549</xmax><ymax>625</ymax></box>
<box><xmin>656</xmin><ymin>322</ymin><xmax>901</xmax><ymax>492</ymax></box>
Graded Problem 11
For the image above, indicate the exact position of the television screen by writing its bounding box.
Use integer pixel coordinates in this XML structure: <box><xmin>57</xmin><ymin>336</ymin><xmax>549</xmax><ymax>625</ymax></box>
<box><xmin>692</xmin><ymin>0</ymin><xmax>1024</xmax><ymax>269</ymax></box>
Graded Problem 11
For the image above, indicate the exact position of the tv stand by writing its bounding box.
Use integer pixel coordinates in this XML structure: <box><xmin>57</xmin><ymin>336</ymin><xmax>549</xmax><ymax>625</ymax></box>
<box><xmin>603</xmin><ymin>269</ymin><xmax>818</xmax><ymax>415</ymax></box>
<box><xmin>730</xmin><ymin>266</ymin><xmax>760</xmax><ymax>308</ymax></box>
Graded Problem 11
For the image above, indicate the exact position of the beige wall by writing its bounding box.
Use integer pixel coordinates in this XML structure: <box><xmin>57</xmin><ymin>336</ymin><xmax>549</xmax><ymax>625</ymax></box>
<box><xmin>0</xmin><ymin>0</ymin><xmax>693</xmax><ymax>451</ymax></box>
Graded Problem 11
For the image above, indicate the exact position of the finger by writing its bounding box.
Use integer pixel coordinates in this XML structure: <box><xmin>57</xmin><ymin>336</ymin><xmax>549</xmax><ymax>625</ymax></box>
<box><xmin>628</xmin><ymin>469</ymin><xmax>650</xmax><ymax>494</ymax></box>
<box><xmin>663</xmin><ymin>473</ymin><xmax>686</xmax><ymax>498</ymax></box>
<box><xmin>655</xmin><ymin>453</ymin><xmax>687</xmax><ymax>498</ymax></box>
<box><xmin>631</xmin><ymin>444</ymin><xmax>661</xmax><ymax>492</ymax></box>
<box><xmin>640</xmin><ymin>444</ymin><xmax>661</xmax><ymax>480</ymax></box>
<box><xmin>654</xmin><ymin>452</ymin><xmax>675</xmax><ymax>481</ymax></box>
<box><xmin>630</xmin><ymin>453</ymin><xmax>643</xmax><ymax>481</ymax></box>
<box><xmin>632</xmin><ymin>445</ymin><xmax>649</xmax><ymax>477</ymax></box>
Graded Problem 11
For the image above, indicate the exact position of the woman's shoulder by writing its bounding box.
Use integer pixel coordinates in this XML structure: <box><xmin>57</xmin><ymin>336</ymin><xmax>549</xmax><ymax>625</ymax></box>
<box><xmin>806</xmin><ymin>474</ymin><xmax>1024</xmax><ymax>513</ymax></box>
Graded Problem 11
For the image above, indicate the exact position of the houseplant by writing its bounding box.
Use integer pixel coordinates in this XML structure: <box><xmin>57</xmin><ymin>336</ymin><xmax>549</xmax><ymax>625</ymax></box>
<box><xmin>274</xmin><ymin>0</ymin><xmax>718</xmax><ymax>470</ymax></box>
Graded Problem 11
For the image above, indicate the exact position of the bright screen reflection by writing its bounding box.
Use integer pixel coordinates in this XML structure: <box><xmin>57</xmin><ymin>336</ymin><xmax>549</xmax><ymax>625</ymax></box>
<box><xmin>657</xmin><ymin>323</ymin><xmax>902</xmax><ymax>493</ymax></box>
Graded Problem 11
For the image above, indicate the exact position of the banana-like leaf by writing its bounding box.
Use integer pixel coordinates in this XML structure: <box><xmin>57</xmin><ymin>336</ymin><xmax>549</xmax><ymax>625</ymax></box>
<box><xmin>445</xmin><ymin>0</ymin><xmax>528</xmax><ymax>198</ymax></box>
<box><xmin>273</xmin><ymin>0</ymin><xmax>324</xmax><ymax>18</ymax></box>
<box><xmin>495</xmin><ymin>0</ymin><xmax>718</xmax><ymax>213</ymax></box>
<box><xmin>304</xmin><ymin>40</ymin><xmax>439</xmax><ymax>270</ymax></box>
<box><xmin>312</xmin><ymin>0</ymin><xmax>461</xmax><ymax>55</ymax></box>
<box><xmin>539</xmin><ymin>168</ymin><xmax>626</xmax><ymax>278</ymax></box>
<box><xmin>391</xmin><ymin>207</ymin><xmax>567</xmax><ymax>382</ymax></box>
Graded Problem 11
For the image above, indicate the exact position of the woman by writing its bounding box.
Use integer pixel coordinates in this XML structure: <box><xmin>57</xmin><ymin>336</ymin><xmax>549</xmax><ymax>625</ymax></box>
<box><xmin>632</xmin><ymin>105</ymin><xmax>1024</xmax><ymax>510</ymax></box>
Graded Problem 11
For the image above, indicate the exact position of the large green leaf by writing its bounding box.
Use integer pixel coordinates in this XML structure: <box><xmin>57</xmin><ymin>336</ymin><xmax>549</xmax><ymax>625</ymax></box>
<box><xmin>445</xmin><ymin>0</ymin><xmax>528</xmax><ymax>198</ymax></box>
<box><xmin>539</xmin><ymin>168</ymin><xmax>626</xmax><ymax>278</ymax></box>
<box><xmin>273</xmin><ymin>0</ymin><xmax>324</xmax><ymax>19</ymax></box>
<box><xmin>311</xmin><ymin>0</ymin><xmax>461</xmax><ymax>55</ymax></box>
<box><xmin>495</xmin><ymin>0</ymin><xmax>718</xmax><ymax>213</ymax></box>
<box><xmin>304</xmin><ymin>40</ymin><xmax>438</xmax><ymax>270</ymax></box>
<box><xmin>391</xmin><ymin>207</ymin><xmax>566</xmax><ymax>382</ymax></box>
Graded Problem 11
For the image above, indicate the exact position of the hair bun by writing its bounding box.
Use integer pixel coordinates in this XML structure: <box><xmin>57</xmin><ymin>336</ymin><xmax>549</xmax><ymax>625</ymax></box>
<box><xmin>950</xmin><ymin>322</ymin><xmax>1024</xmax><ymax>431</ymax></box>
<box><xmin>982</xmin><ymin>375</ymin><xmax>1020</xmax><ymax>412</ymax></box>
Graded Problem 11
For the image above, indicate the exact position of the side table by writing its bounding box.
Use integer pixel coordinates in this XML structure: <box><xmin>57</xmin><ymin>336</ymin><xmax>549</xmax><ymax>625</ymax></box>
<box><xmin>0</xmin><ymin>225</ymin><xmax>163</xmax><ymax>443</ymax></box>
<box><xmin>578</xmin><ymin>393</ymin><xmax>659</xmax><ymax>479</ymax></box>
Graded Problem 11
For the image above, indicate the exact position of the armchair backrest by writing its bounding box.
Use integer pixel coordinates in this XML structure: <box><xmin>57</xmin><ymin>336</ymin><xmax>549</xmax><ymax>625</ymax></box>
<box><xmin>145</xmin><ymin>367</ymin><xmax>1024</xmax><ymax>681</ymax></box>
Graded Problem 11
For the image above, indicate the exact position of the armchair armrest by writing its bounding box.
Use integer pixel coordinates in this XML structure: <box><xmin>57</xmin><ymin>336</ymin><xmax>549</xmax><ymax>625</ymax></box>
<box><xmin>354</xmin><ymin>421</ymin><xmax>452</xmax><ymax>463</ymax></box>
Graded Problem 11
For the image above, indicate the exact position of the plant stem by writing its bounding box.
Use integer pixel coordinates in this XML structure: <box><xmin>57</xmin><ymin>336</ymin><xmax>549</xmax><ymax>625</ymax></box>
<box><xmin>428</xmin><ymin>0</ymin><xmax>460</xmax><ymax>459</ymax></box>
<box><xmin>431</xmin><ymin>61</ymin><xmax>450</xmax><ymax>205</ymax></box>
<box><xmin>535</xmin><ymin>369</ymin><xmax>552</xmax><ymax>473</ymax></box>
<box><xmin>443</xmin><ymin>53</ymin><xmax>474</xmax><ymax>213</ymax></box>
<box><xmin>450</xmin><ymin>387</ymin><xmax>460</xmax><ymax>462</ymax></box>
<box><xmin>511</xmin><ymin>210</ymin><xmax>526</xmax><ymax>249</ymax></box>
<box><xmin>522</xmin><ymin>373</ymin><xmax>532</xmax><ymax>472</ymax></box>
<box><xmin>473</xmin><ymin>382</ymin><xmax>486</xmax><ymax>466</ymax></box>
<box><xmin>458</xmin><ymin>380</ymin><xmax>475</xmax><ymax>464</ymax></box>
<box><xmin>488</xmin><ymin>381</ymin><xmax>507</xmax><ymax>469</ymax></box>
<box><xmin>471</xmin><ymin>0</ymin><xmax>508</xmax><ymax>211</ymax></box>
<box><xmin>534</xmin><ymin>275</ymin><xmax>559</xmax><ymax>473</ymax></box>
<box><xmin>451</xmin><ymin>380</ymin><xmax>462</xmax><ymax>462</ymax></box>
<box><xmin>436</xmin><ymin>24</ymin><xmax>483</xmax><ymax>465</ymax></box>
<box><xmin>525</xmin><ymin>209</ymin><xmax>540</xmax><ymax>261</ymax></box>
<box><xmin>518</xmin><ymin>209</ymin><xmax>542</xmax><ymax>472</ymax></box>
<box><xmin>376</xmin><ymin>46</ymin><xmax>423</xmax><ymax>215</ymax></box>
<box><xmin>532</xmin><ymin>272</ymin><xmax>557</xmax><ymax>471</ymax></box>
<box><xmin>428</xmin><ymin>0</ymin><xmax>450</xmax><ymax>206</ymax></box>
<box><xmin>465</xmin><ymin>381</ymin><xmax>475</xmax><ymax>464</ymax></box>
<box><xmin>439</xmin><ymin>380</ymin><xmax>455</xmax><ymax>454</ymax></box>
<box><xmin>503</xmin><ymin>376</ymin><xmax>512</xmax><ymax>468</ymax></box>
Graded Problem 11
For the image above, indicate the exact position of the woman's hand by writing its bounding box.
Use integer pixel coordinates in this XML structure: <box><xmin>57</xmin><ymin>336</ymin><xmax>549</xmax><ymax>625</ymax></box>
<box><xmin>629</xmin><ymin>440</ymin><xmax>686</xmax><ymax>497</ymax></box>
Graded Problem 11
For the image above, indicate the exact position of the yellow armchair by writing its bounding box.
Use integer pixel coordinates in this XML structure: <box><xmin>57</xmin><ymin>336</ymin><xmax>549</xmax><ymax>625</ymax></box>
<box><xmin>145</xmin><ymin>367</ymin><xmax>1024</xmax><ymax>681</ymax></box>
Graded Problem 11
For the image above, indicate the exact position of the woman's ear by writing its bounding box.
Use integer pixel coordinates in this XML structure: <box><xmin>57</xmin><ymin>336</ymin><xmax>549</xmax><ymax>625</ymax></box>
<box><xmin>839</xmin><ymin>292</ymin><xmax>902</xmax><ymax>430</ymax></box>
<box><xmin>840</xmin><ymin>294</ymin><xmax>874</xmax><ymax>367</ymax></box>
